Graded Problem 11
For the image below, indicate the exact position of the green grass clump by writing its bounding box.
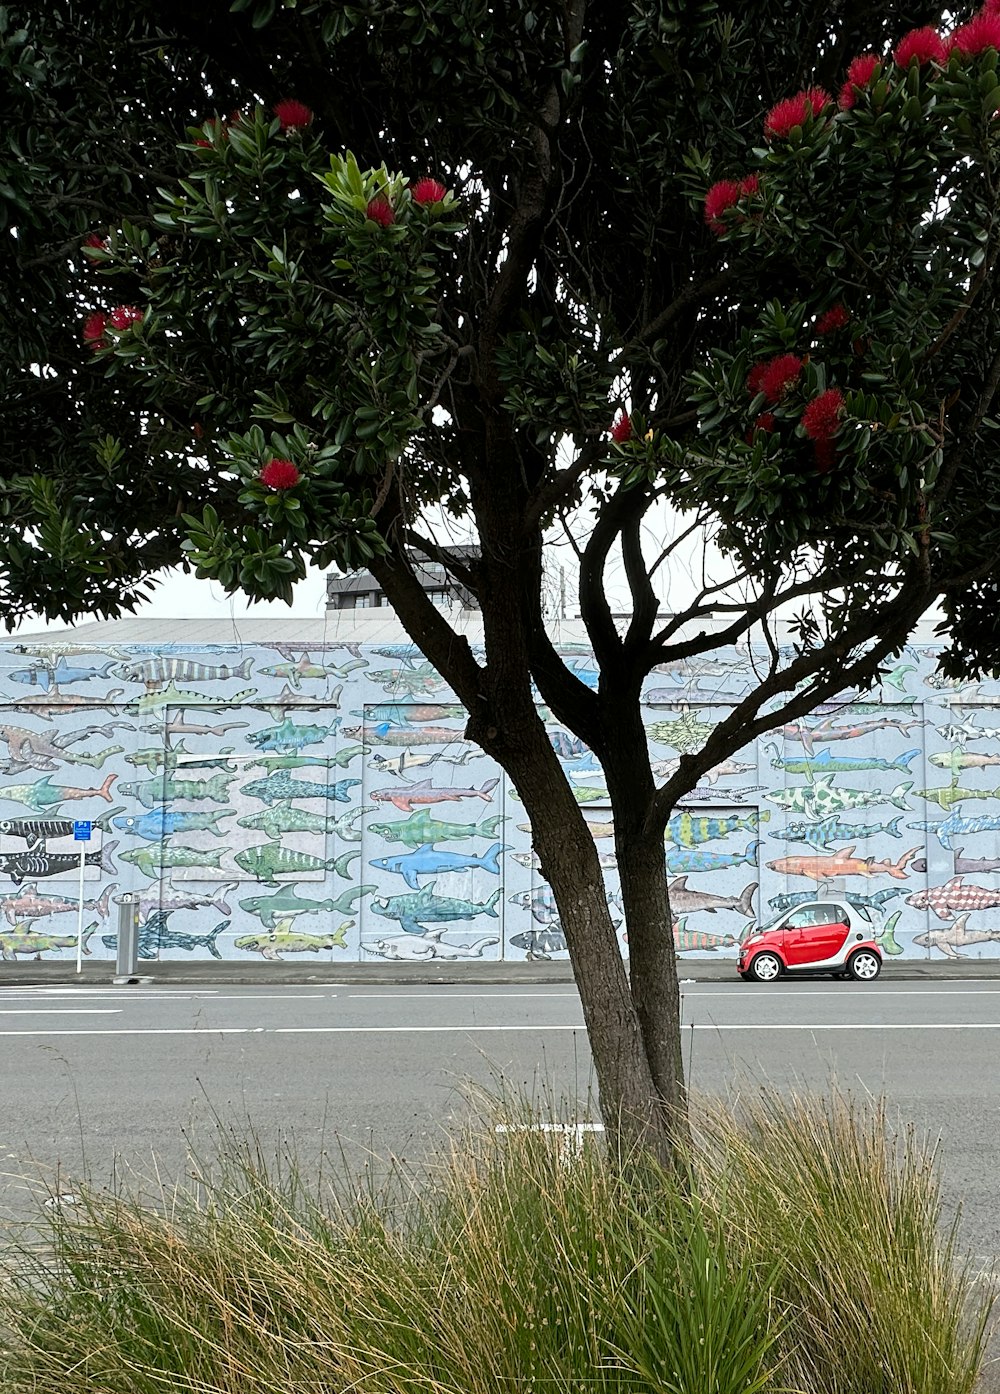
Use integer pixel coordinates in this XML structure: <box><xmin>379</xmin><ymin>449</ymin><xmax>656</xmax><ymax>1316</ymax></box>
<box><xmin>0</xmin><ymin>1091</ymin><xmax>991</xmax><ymax>1394</ymax></box>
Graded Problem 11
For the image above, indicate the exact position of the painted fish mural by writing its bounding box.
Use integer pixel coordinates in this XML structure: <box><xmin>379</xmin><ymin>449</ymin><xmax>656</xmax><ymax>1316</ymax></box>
<box><xmin>370</xmin><ymin>778</ymin><xmax>500</xmax><ymax>813</ymax></box>
<box><xmin>110</xmin><ymin>657</ymin><xmax>254</xmax><ymax>685</ymax></box>
<box><xmin>133</xmin><ymin>683</ymin><xmax>257</xmax><ymax>714</ymax></box>
<box><xmin>368</xmin><ymin>810</ymin><xmax>505</xmax><ymax>848</ymax></box>
<box><xmin>905</xmin><ymin>876</ymin><xmax>1000</xmax><ymax>921</ymax></box>
<box><xmin>762</xmin><ymin>745</ymin><xmax>920</xmax><ymax>781</ymax></box>
<box><xmin>119</xmin><ymin>845</ymin><xmax>228</xmax><ymax>876</ymax></box>
<box><xmin>371</xmin><ymin>884</ymin><xmax>502</xmax><ymax>936</ymax></box>
<box><xmin>767</xmin><ymin>887</ymin><xmax>904</xmax><ymax>914</ymax></box>
<box><xmin>765</xmin><ymin>779</ymin><xmax>912</xmax><ymax>818</ymax></box>
<box><xmin>913</xmin><ymin>912</ymin><xmax>1000</xmax><ymax>959</ymax></box>
<box><xmin>101</xmin><ymin>912</ymin><xmax>229</xmax><ymax>960</ymax></box>
<box><xmin>0</xmin><ymin>922</ymin><xmax>97</xmax><ymax>959</ymax></box>
<box><xmin>0</xmin><ymin>807</ymin><xmax>124</xmax><ymax>846</ymax></box>
<box><xmin>236</xmin><ymin>806</ymin><xmax>331</xmax><ymax>838</ymax></box>
<box><xmin>112</xmin><ymin>807</ymin><xmax>230</xmax><ymax>840</ymax></box>
<box><xmin>369</xmin><ymin>841</ymin><xmax>507</xmax><ymax>890</ymax></box>
<box><xmin>508</xmin><ymin>928</ymin><xmax>568</xmax><ymax>960</ymax></box>
<box><xmin>368</xmin><ymin>749</ymin><xmax>477</xmax><ymax>778</ymax></box>
<box><xmin>8</xmin><ymin>659</ymin><xmax>117</xmax><ymax>690</ymax></box>
<box><xmin>239</xmin><ymin>772</ymin><xmax>361</xmax><ymax>806</ymax></box>
<box><xmin>0</xmin><ymin>838</ymin><xmax>119</xmax><ymax>885</ymax></box>
<box><xmin>647</xmin><ymin>712</ymin><xmax>716</xmax><ymax>753</ymax></box>
<box><xmin>364</xmin><ymin>930</ymin><xmax>499</xmax><ymax>961</ymax></box>
<box><xmin>116</xmin><ymin>772</ymin><xmax>236</xmax><ymax>809</ymax></box>
<box><xmin>233</xmin><ymin>844</ymin><xmax>361</xmax><ymax>885</ymax></box>
<box><xmin>235</xmin><ymin>923</ymin><xmax>351</xmax><ymax>959</ymax></box>
<box><xmin>667</xmin><ymin>878</ymin><xmax>757</xmax><ymax>918</ymax></box>
<box><xmin>908</xmin><ymin>808</ymin><xmax>1000</xmax><ymax>850</ymax></box>
<box><xmin>0</xmin><ymin>772</ymin><xmax>117</xmax><ymax>810</ymax></box>
<box><xmin>665</xmin><ymin>810</ymin><xmax>768</xmax><ymax>849</ymax></box>
<box><xmin>0</xmin><ymin>882</ymin><xmax>116</xmax><ymax>925</ymax></box>
<box><xmin>773</xmin><ymin>815</ymin><xmax>903</xmax><ymax>849</ymax></box>
<box><xmin>665</xmin><ymin>839</ymin><xmax>758</xmax><ymax>875</ymax></box>
<box><xmin>246</xmin><ymin>715</ymin><xmax>341</xmax><ymax>754</ymax></box>
<box><xmin>239</xmin><ymin>883</ymin><xmax>375</xmax><ymax>930</ymax></box>
<box><xmin>766</xmin><ymin>846</ymin><xmax>919</xmax><ymax>883</ymax></box>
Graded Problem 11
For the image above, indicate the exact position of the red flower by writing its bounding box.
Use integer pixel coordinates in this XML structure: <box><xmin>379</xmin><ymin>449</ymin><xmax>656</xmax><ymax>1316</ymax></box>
<box><xmin>366</xmin><ymin>195</ymin><xmax>395</xmax><ymax>227</ymax></box>
<box><xmin>109</xmin><ymin>304</ymin><xmax>143</xmax><ymax>330</ymax></box>
<box><xmin>610</xmin><ymin>412</ymin><xmax>633</xmax><ymax>443</ymax></box>
<box><xmin>274</xmin><ymin>99</ymin><xmax>313</xmax><ymax>131</ymax></box>
<box><xmin>260</xmin><ymin>458</ymin><xmax>301</xmax><ymax>490</ymax></box>
<box><xmin>839</xmin><ymin>54</ymin><xmax>881</xmax><ymax>109</ymax></box>
<box><xmin>82</xmin><ymin>311</ymin><xmax>108</xmax><ymax>351</ymax></box>
<box><xmin>412</xmin><ymin>177</ymin><xmax>448</xmax><ymax>205</ymax></box>
<box><xmin>986</xmin><ymin>0</ymin><xmax>1000</xmax><ymax>15</ymax></box>
<box><xmin>704</xmin><ymin>175</ymin><xmax>759</xmax><ymax>233</ymax></box>
<box><xmin>764</xmin><ymin>87</ymin><xmax>831</xmax><ymax>140</ymax></box>
<box><xmin>83</xmin><ymin>233</ymin><xmax>107</xmax><ymax>254</ymax></box>
<box><xmin>949</xmin><ymin>13</ymin><xmax>1000</xmax><ymax>57</ymax></box>
<box><xmin>801</xmin><ymin>388</ymin><xmax>845</xmax><ymax>441</ymax></box>
<box><xmin>755</xmin><ymin>412</ymin><xmax>776</xmax><ymax>434</ymax></box>
<box><xmin>894</xmin><ymin>26</ymin><xmax>947</xmax><ymax>66</ymax></box>
<box><xmin>758</xmin><ymin>354</ymin><xmax>803</xmax><ymax>403</ymax></box>
<box><xmin>747</xmin><ymin>362</ymin><xmax>767</xmax><ymax>396</ymax></box>
<box><xmin>815</xmin><ymin>303</ymin><xmax>850</xmax><ymax>335</ymax></box>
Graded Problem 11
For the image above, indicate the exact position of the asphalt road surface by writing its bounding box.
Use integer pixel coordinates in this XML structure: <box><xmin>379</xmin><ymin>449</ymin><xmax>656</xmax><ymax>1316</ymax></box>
<box><xmin>1</xmin><ymin>978</ymin><xmax>998</xmax><ymax>1265</ymax></box>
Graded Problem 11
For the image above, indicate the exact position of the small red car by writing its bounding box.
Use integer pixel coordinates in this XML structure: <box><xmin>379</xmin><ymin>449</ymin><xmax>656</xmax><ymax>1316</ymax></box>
<box><xmin>737</xmin><ymin>898</ymin><xmax>882</xmax><ymax>982</ymax></box>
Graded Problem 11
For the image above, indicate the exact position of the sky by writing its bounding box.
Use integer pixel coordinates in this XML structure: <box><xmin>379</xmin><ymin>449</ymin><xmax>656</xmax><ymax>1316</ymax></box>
<box><xmin>12</xmin><ymin>564</ymin><xmax>332</xmax><ymax>636</ymax></box>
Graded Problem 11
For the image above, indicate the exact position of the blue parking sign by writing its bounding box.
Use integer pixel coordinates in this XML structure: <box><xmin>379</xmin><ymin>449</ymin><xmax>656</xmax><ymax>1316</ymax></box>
<box><xmin>73</xmin><ymin>820</ymin><xmax>93</xmax><ymax>841</ymax></box>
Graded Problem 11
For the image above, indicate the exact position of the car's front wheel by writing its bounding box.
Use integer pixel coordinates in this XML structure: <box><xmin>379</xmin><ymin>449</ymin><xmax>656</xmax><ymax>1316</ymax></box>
<box><xmin>748</xmin><ymin>951</ymin><xmax>782</xmax><ymax>983</ymax></box>
<box><xmin>846</xmin><ymin>949</ymin><xmax>881</xmax><ymax>981</ymax></box>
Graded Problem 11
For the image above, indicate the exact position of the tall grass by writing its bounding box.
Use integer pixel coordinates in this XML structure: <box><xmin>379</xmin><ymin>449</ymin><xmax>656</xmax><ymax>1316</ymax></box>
<box><xmin>0</xmin><ymin>1091</ymin><xmax>991</xmax><ymax>1394</ymax></box>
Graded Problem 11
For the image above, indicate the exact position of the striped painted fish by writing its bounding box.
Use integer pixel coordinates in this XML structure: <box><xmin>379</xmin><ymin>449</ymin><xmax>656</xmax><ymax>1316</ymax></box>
<box><xmin>110</xmin><ymin>657</ymin><xmax>254</xmax><ymax>685</ymax></box>
<box><xmin>665</xmin><ymin>810</ymin><xmax>768</xmax><ymax>849</ymax></box>
<box><xmin>773</xmin><ymin>815</ymin><xmax>903</xmax><ymax>849</ymax></box>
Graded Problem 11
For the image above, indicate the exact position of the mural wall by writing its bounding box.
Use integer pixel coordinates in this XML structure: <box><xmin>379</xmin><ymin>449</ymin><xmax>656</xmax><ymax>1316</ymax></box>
<box><xmin>0</xmin><ymin>630</ymin><xmax>999</xmax><ymax>964</ymax></box>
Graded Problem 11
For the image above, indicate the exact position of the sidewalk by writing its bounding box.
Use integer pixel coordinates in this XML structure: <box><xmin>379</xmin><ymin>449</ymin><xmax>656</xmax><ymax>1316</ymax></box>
<box><xmin>1</xmin><ymin>957</ymin><xmax>999</xmax><ymax>987</ymax></box>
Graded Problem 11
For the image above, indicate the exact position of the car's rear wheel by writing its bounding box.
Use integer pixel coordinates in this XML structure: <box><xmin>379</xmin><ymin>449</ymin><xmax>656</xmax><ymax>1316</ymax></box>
<box><xmin>846</xmin><ymin>949</ymin><xmax>881</xmax><ymax>981</ymax></box>
<box><xmin>748</xmin><ymin>951</ymin><xmax>782</xmax><ymax>983</ymax></box>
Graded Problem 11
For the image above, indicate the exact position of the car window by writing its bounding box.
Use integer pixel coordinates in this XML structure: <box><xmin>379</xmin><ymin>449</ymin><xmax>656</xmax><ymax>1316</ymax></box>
<box><xmin>814</xmin><ymin>903</ymin><xmax>849</xmax><ymax>926</ymax></box>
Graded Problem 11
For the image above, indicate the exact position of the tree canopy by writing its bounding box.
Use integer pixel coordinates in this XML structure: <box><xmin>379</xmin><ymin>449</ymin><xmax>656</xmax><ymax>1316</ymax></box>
<box><xmin>3</xmin><ymin>0</ymin><xmax>998</xmax><ymax>1153</ymax></box>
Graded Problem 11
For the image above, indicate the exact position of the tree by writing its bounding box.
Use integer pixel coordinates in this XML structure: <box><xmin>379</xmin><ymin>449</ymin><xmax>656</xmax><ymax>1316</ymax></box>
<box><xmin>4</xmin><ymin>0</ymin><xmax>1000</xmax><ymax>1160</ymax></box>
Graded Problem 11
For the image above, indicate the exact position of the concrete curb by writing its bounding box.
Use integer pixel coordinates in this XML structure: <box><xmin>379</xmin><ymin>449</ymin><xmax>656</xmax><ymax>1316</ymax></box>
<box><xmin>1</xmin><ymin>958</ymin><xmax>999</xmax><ymax>987</ymax></box>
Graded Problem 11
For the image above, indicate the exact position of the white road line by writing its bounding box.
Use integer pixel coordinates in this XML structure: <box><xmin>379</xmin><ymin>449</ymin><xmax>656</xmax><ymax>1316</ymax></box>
<box><xmin>0</xmin><ymin>1021</ymin><xmax>1000</xmax><ymax>1037</ymax></box>
<box><xmin>0</xmin><ymin>1009</ymin><xmax>121</xmax><ymax>1016</ymax></box>
<box><xmin>348</xmin><ymin>992</ymin><xmax>578</xmax><ymax>999</ymax></box>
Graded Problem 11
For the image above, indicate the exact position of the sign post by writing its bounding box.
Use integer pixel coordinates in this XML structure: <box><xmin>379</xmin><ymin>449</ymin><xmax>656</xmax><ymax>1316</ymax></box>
<box><xmin>73</xmin><ymin>821</ymin><xmax>92</xmax><ymax>975</ymax></box>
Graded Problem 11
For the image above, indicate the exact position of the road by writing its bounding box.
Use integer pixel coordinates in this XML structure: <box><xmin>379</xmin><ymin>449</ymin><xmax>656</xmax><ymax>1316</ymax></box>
<box><xmin>1</xmin><ymin>978</ymin><xmax>998</xmax><ymax>1263</ymax></box>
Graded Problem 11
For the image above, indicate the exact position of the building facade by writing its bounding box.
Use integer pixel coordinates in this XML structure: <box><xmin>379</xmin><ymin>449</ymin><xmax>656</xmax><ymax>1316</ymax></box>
<box><xmin>0</xmin><ymin>616</ymin><xmax>995</xmax><ymax>965</ymax></box>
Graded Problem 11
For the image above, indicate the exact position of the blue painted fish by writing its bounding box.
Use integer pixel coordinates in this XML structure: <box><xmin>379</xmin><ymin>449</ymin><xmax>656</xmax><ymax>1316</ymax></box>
<box><xmin>773</xmin><ymin>815</ymin><xmax>903</xmax><ymax>849</ymax></box>
<box><xmin>371</xmin><ymin>883</ymin><xmax>502</xmax><ymax>936</ymax></box>
<box><xmin>102</xmin><ymin>912</ymin><xmax>229</xmax><ymax>960</ymax></box>
<box><xmin>665</xmin><ymin>839</ymin><xmax>758</xmax><ymax>874</ymax></box>
<box><xmin>8</xmin><ymin>658</ymin><xmax>117</xmax><ymax>690</ymax></box>
<box><xmin>112</xmin><ymin>807</ymin><xmax>231</xmax><ymax>841</ymax></box>
<box><xmin>240</xmin><ymin>772</ymin><xmax>361</xmax><ymax>806</ymax></box>
<box><xmin>665</xmin><ymin>809</ymin><xmax>768</xmax><ymax>848</ymax></box>
<box><xmin>767</xmin><ymin>887</ymin><xmax>904</xmax><ymax>913</ymax></box>
<box><xmin>908</xmin><ymin>808</ymin><xmax>1000</xmax><ymax>850</ymax></box>
<box><xmin>369</xmin><ymin>841</ymin><xmax>508</xmax><ymax>890</ymax></box>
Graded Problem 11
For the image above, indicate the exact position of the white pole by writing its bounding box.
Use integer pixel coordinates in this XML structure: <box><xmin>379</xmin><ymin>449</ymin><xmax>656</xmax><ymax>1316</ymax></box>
<box><xmin>75</xmin><ymin>842</ymin><xmax>86</xmax><ymax>975</ymax></box>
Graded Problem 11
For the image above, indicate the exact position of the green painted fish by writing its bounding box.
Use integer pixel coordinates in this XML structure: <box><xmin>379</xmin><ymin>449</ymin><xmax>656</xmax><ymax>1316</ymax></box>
<box><xmin>120</xmin><ymin>845</ymin><xmax>228</xmax><ymax>876</ymax></box>
<box><xmin>233</xmin><ymin>843</ymin><xmax>361</xmax><ymax>885</ymax></box>
<box><xmin>234</xmin><ymin>921</ymin><xmax>351</xmax><ymax>959</ymax></box>
<box><xmin>135</xmin><ymin>683</ymin><xmax>257</xmax><ymax>714</ymax></box>
<box><xmin>247</xmin><ymin>747</ymin><xmax>365</xmax><ymax>771</ymax></box>
<box><xmin>0</xmin><ymin>921</ymin><xmax>96</xmax><ymax>960</ymax></box>
<box><xmin>0</xmin><ymin>772</ymin><xmax>117</xmax><ymax>810</ymax></box>
<box><xmin>647</xmin><ymin>712</ymin><xmax>715</xmax><ymax>753</ymax></box>
<box><xmin>765</xmin><ymin>778</ymin><xmax>912</xmax><ymax>818</ymax></box>
<box><xmin>236</xmin><ymin>806</ymin><xmax>331</xmax><ymax>837</ymax></box>
<box><xmin>116</xmin><ymin>771</ymin><xmax>237</xmax><ymax>808</ymax></box>
<box><xmin>371</xmin><ymin>883</ymin><xmax>502</xmax><ymax>935</ymax></box>
<box><xmin>913</xmin><ymin>784</ymin><xmax>1000</xmax><ymax>810</ymax></box>
<box><xmin>239</xmin><ymin>883</ymin><xmax>375</xmax><ymax>929</ymax></box>
<box><xmin>368</xmin><ymin>810</ymin><xmax>505</xmax><ymax>848</ymax></box>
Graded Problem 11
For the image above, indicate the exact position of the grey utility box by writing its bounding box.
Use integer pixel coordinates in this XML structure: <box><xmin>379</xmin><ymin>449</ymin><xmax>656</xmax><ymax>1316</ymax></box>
<box><xmin>115</xmin><ymin>894</ymin><xmax>141</xmax><ymax>978</ymax></box>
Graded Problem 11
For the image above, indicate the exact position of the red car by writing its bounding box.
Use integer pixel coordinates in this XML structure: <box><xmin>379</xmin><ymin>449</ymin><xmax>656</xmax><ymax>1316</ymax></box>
<box><xmin>737</xmin><ymin>898</ymin><xmax>883</xmax><ymax>982</ymax></box>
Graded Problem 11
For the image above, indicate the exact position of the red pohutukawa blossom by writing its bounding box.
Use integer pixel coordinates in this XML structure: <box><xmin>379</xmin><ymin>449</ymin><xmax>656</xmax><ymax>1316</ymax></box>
<box><xmin>82</xmin><ymin>311</ymin><xmax>108</xmax><ymax>350</ymax></box>
<box><xmin>949</xmin><ymin>12</ymin><xmax>1000</xmax><ymax>57</ymax></box>
<box><xmin>109</xmin><ymin>304</ymin><xmax>143</xmax><ymax>330</ymax></box>
<box><xmin>754</xmin><ymin>412</ymin><xmax>776</xmax><ymax>434</ymax></box>
<box><xmin>801</xmin><ymin>388</ymin><xmax>845</xmax><ymax>440</ymax></box>
<box><xmin>610</xmin><ymin>412</ymin><xmax>633</xmax><ymax>443</ymax></box>
<box><xmin>366</xmin><ymin>195</ymin><xmax>395</xmax><ymax>227</ymax></box>
<box><xmin>412</xmin><ymin>177</ymin><xmax>448</xmax><ymax>205</ymax></box>
<box><xmin>894</xmin><ymin>26</ymin><xmax>947</xmax><ymax>66</ymax></box>
<box><xmin>260</xmin><ymin>458</ymin><xmax>301</xmax><ymax>490</ymax></box>
<box><xmin>704</xmin><ymin>174</ymin><xmax>759</xmax><ymax>233</ymax></box>
<box><xmin>815</xmin><ymin>303</ymin><xmax>850</xmax><ymax>334</ymax></box>
<box><xmin>839</xmin><ymin>54</ymin><xmax>881</xmax><ymax>109</ymax></box>
<box><xmin>757</xmin><ymin>354</ymin><xmax>803</xmax><ymax>403</ymax></box>
<box><xmin>274</xmin><ymin>99</ymin><xmax>313</xmax><ymax>131</ymax></box>
<box><xmin>82</xmin><ymin>233</ymin><xmax>107</xmax><ymax>254</ymax></box>
<box><xmin>764</xmin><ymin>87</ymin><xmax>831</xmax><ymax>140</ymax></box>
<box><xmin>986</xmin><ymin>0</ymin><xmax>1000</xmax><ymax>16</ymax></box>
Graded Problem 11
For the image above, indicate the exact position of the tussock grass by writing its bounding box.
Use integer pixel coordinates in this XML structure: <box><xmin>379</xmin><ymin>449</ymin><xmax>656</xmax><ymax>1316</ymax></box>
<box><xmin>0</xmin><ymin>1090</ymin><xmax>991</xmax><ymax>1394</ymax></box>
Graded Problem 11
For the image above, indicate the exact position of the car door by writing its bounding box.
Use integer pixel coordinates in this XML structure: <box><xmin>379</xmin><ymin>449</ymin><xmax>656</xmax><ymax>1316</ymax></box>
<box><xmin>799</xmin><ymin>903</ymin><xmax>851</xmax><ymax>963</ymax></box>
<box><xmin>780</xmin><ymin>907</ymin><xmax>823</xmax><ymax>966</ymax></box>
